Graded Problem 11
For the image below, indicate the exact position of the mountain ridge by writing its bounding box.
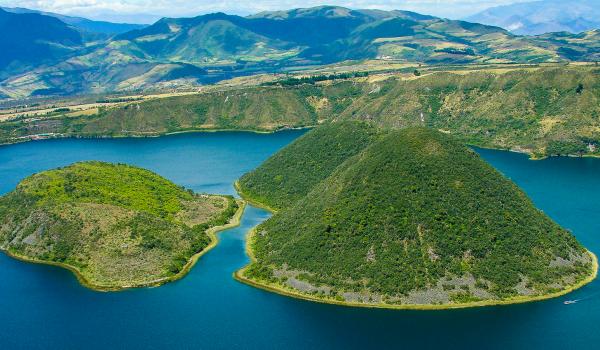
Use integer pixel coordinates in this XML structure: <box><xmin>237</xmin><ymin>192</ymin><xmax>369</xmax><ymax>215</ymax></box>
<box><xmin>1</xmin><ymin>5</ymin><xmax>600</xmax><ymax>98</ymax></box>
<box><xmin>1</xmin><ymin>65</ymin><xmax>598</xmax><ymax>158</ymax></box>
<box><xmin>1</xmin><ymin>7</ymin><xmax>146</xmax><ymax>35</ymax></box>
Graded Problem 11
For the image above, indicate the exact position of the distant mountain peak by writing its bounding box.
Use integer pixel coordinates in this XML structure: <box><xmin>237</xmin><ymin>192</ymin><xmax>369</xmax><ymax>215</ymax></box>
<box><xmin>466</xmin><ymin>0</ymin><xmax>600</xmax><ymax>35</ymax></box>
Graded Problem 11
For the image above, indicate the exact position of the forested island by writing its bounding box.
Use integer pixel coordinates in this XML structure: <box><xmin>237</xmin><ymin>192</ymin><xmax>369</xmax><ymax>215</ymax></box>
<box><xmin>0</xmin><ymin>162</ymin><xmax>244</xmax><ymax>290</ymax></box>
<box><xmin>236</xmin><ymin>123</ymin><xmax>597</xmax><ymax>309</ymax></box>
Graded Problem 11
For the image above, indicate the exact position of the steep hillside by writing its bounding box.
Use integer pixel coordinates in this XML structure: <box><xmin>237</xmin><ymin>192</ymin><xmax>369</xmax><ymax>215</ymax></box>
<box><xmin>238</xmin><ymin>127</ymin><xmax>596</xmax><ymax>307</ymax></box>
<box><xmin>238</xmin><ymin>121</ymin><xmax>382</xmax><ymax>210</ymax></box>
<box><xmin>466</xmin><ymin>0</ymin><xmax>600</xmax><ymax>35</ymax></box>
<box><xmin>335</xmin><ymin>67</ymin><xmax>600</xmax><ymax>157</ymax></box>
<box><xmin>0</xmin><ymin>162</ymin><xmax>241</xmax><ymax>290</ymax></box>
<box><xmin>246</xmin><ymin>6</ymin><xmax>397</xmax><ymax>46</ymax></box>
<box><xmin>2</xmin><ymin>66</ymin><xmax>597</xmax><ymax>158</ymax></box>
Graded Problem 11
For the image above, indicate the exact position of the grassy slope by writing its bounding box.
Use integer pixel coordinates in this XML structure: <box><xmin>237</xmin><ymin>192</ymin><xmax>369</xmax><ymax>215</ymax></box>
<box><xmin>1</xmin><ymin>66</ymin><xmax>599</xmax><ymax>157</ymax></box>
<box><xmin>0</xmin><ymin>161</ymin><xmax>240</xmax><ymax>290</ymax></box>
<box><xmin>238</xmin><ymin>126</ymin><xmax>595</xmax><ymax>307</ymax></box>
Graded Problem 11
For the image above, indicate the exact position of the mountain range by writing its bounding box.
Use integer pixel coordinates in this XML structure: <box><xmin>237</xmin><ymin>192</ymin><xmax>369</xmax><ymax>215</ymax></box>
<box><xmin>1</xmin><ymin>5</ymin><xmax>600</xmax><ymax>99</ymax></box>
<box><xmin>467</xmin><ymin>0</ymin><xmax>600</xmax><ymax>35</ymax></box>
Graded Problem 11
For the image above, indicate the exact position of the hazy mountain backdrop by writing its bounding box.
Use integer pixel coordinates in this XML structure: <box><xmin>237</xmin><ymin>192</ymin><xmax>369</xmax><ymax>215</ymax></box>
<box><xmin>1</xmin><ymin>5</ymin><xmax>599</xmax><ymax>99</ymax></box>
<box><xmin>1</xmin><ymin>7</ymin><xmax>146</xmax><ymax>36</ymax></box>
<box><xmin>466</xmin><ymin>0</ymin><xmax>600</xmax><ymax>35</ymax></box>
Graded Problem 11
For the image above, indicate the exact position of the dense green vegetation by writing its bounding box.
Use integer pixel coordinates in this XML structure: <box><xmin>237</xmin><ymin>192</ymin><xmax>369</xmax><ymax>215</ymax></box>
<box><xmin>335</xmin><ymin>67</ymin><xmax>600</xmax><ymax>158</ymax></box>
<box><xmin>240</xmin><ymin>126</ymin><xmax>594</xmax><ymax>306</ymax></box>
<box><xmin>263</xmin><ymin>72</ymin><xmax>370</xmax><ymax>87</ymax></box>
<box><xmin>0</xmin><ymin>162</ymin><xmax>239</xmax><ymax>289</ymax></box>
<box><xmin>238</xmin><ymin>121</ymin><xmax>382</xmax><ymax>210</ymax></box>
<box><xmin>2</xmin><ymin>66</ymin><xmax>598</xmax><ymax>158</ymax></box>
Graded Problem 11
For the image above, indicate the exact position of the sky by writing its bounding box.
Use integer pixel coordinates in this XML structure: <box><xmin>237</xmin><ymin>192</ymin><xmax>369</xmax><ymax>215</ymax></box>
<box><xmin>0</xmin><ymin>0</ymin><xmax>533</xmax><ymax>24</ymax></box>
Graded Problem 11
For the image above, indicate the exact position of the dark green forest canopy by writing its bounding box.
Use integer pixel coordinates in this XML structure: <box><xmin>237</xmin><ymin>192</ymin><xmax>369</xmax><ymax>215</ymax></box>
<box><xmin>244</xmin><ymin>127</ymin><xmax>593</xmax><ymax>303</ymax></box>
<box><xmin>0</xmin><ymin>162</ymin><xmax>239</xmax><ymax>289</ymax></box>
<box><xmin>238</xmin><ymin>121</ymin><xmax>383</xmax><ymax>210</ymax></box>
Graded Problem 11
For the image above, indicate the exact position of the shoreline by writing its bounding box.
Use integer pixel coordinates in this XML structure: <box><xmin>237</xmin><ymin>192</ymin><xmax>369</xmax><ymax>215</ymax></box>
<box><xmin>236</xmin><ymin>231</ymin><xmax>598</xmax><ymax>310</ymax></box>
<box><xmin>234</xmin><ymin>187</ymin><xmax>599</xmax><ymax>310</ymax></box>
<box><xmin>1</xmin><ymin>126</ymin><xmax>598</xmax><ymax>161</ymax></box>
<box><xmin>0</xmin><ymin>126</ymin><xmax>314</xmax><ymax>148</ymax></box>
<box><xmin>468</xmin><ymin>143</ymin><xmax>600</xmax><ymax>161</ymax></box>
<box><xmin>233</xmin><ymin>181</ymin><xmax>279</xmax><ymax>213</ymax></box>
<box><xmin>1</xmin><ymin>199</ymin><xmax>247</xmax><ymax>292</ymax></box>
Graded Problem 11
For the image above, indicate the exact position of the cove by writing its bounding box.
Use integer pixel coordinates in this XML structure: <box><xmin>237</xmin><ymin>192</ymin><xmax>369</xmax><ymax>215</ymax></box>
<box><xmin>0</xmin><ymin>132</ymin><xmax>599</xmax><ymax>350</ymax></box>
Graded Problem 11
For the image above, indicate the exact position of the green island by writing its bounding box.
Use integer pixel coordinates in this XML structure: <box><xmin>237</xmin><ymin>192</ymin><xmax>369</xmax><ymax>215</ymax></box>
<box><xmin>236</xmin><ymin>123</ymin><xmax>597</xmax><ymax>309</ymax></box>
<box><xmin>0</xmin><ymin>161</ymin><xmax>244</xmax><ymax>291</ymax></box>
<box><xmin>2</xmin><ymin>65</ymin><xmax>599</xmax><ymax>159</ymax></box>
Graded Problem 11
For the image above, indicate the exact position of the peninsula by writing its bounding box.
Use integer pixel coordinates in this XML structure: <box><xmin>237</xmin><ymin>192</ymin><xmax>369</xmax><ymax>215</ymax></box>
<box><xmin>236</xmin><ymin>124</ymin><xmax>597</xmax><ymax>309</ymax></box>
<box><xmin>0</xmin><ymin>161</ymin><xmax>244</xmax><ymax>291</ymax></box>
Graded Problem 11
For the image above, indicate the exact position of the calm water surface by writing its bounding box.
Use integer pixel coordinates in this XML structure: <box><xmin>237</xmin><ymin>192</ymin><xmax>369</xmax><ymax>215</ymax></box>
<box><xmin>0</xmin><ymin>132</ymin><xmax>599</xmax><ymax>349</ymax></box>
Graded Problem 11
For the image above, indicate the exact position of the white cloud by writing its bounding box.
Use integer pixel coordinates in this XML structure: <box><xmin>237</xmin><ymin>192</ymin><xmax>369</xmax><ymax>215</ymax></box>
<box><xmin>0</xmin><ymin>0</ymin><xmax>532</xmax><ymax>23</ymax></box>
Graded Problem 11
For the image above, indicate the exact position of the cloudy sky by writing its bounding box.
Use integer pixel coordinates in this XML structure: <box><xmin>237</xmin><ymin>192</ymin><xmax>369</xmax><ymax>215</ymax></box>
<box><xmin>0</xmin><ymin>0</ymin><xmax>532</xmax><ymax>23</ymax></box>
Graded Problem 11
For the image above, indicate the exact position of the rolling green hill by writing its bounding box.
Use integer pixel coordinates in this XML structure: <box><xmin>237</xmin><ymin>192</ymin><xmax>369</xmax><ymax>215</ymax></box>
<box><xmin>0</xmin><ymin>162</ymin><xmax>240</xmax><ymax>290</ymax></box>
<box><xmin>2</xmin><ymin>66</ymin><xmax>598</xmax><ymax>158</ymax></box>
<box><xmin>2</xmin><ymin>5</ymin><xmax>599</xmax><ymax>98</ymax></box>
<box><xmin>114</xmin><ymin>13</ymin><xmax>296</xmax><ymax>64</ymax></box>
<box><xmin>237</xmin><ymin>126</ymin><xmax>595</xmax><ymax>307</ymax></box>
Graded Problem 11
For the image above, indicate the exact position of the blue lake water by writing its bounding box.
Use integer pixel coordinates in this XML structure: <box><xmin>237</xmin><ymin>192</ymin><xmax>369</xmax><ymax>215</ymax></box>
<box><xmin>0</xmin><ymin>132</ymin><xmax>599</xmax><ymax>350</ymax></box>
